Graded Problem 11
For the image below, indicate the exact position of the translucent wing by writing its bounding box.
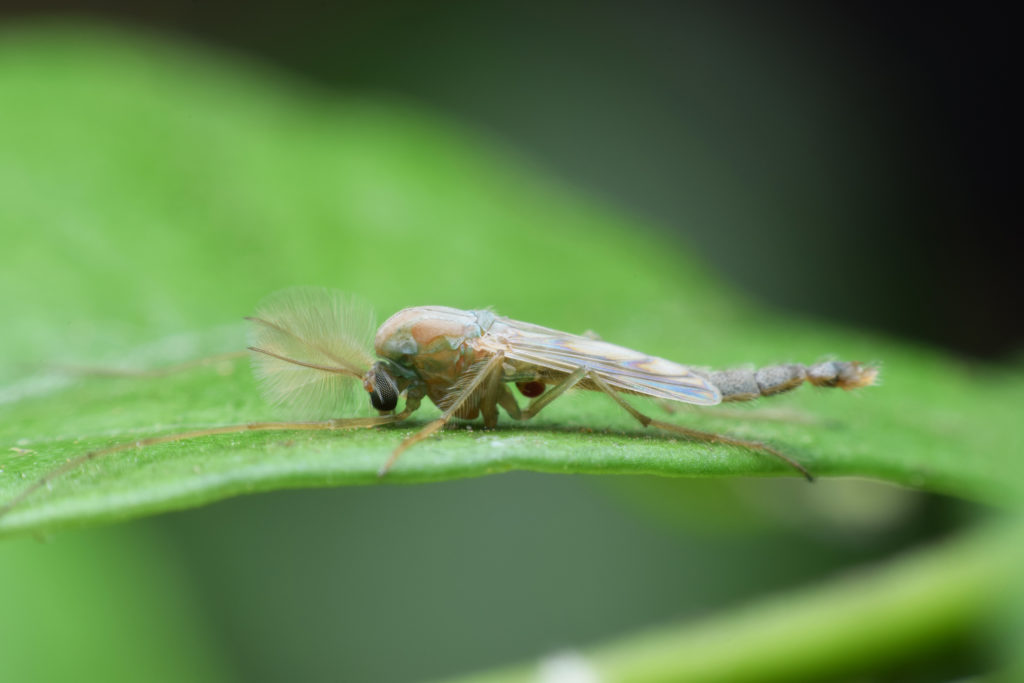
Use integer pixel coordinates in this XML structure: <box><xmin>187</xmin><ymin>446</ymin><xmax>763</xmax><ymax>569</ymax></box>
<box><xmin>487</xmin><ymin>317</ymin><xmax>721</xmax><ymax>405</ymax></box>
<box><xmin>246</xmin><ymin>288</ymin><xmax>377</xmax><ymax>418</ymax></box>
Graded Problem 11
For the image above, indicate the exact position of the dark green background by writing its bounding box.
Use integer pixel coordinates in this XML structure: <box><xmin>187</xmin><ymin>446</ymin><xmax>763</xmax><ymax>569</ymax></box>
<box><xmin>0</xmin><ymin>5</ymin><xmax>1015</xmax><ymax>682</ymax></box>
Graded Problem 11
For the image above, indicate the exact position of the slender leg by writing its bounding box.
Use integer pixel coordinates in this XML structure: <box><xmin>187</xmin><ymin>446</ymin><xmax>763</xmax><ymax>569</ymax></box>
<box><xmin>480</xmin><ymin>360</ymin><xmax>506</xmax><ymax>428</ymax></box>
<box><xmin>488</xmin><ymin>366</ymin><xmax>585</xmax><ymax>423</ymax></box>
<box><xmin>587</xmin><ymin>373</ymin><xmax>814</xmax><ymax>481</ymax></box>
<box><xmin>497</xmin><ymin>385</ymin><xmax>522</xmax><ymax>420</ymax></box>
<box><xmin>0</xmin><ymin>407</ymin><xmax>418</xmax><ymax>520</ymax></box>
<box><xmin>380</xmin><ymin>353</ymin><xmax>507</xmax><ymax>475</ymax></box>
<box><xmin>518</xmin><ymin>366</ymin><xmax>587</xmax><ymax>420</ymax></box>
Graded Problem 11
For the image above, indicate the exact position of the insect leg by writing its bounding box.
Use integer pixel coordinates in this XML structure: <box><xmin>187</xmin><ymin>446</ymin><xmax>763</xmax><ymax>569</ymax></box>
<box><xmin>587</xmin><ymin>373</ymin><xmax>814</xmax><ymax>482</ymax></box>
<box><xmin>379</xmin><ymin>353</ymin><xmax>508</xmax><ymax>476</ymax></box>
<box><xmin>0</xmin><ymin>408</ymin><xmax>418</xmax><ymax>520</ymax></box>
<box><xmin>497</xmin><ymin>385</ymin><xmax>523</xmax><ymax>420</ymax></box>
<box><xmin>518</xmin><ymin>366</ymin><xmax>587</xmax><ymax>420</ymax></box>
<box><xmin>479</xmin><ymin>360</ymin><xmax>506</xmax><ymax>428</ymax></box>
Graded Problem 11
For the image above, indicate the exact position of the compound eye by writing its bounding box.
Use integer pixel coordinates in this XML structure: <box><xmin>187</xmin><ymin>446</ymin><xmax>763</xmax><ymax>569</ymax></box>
<box><xmin>370</xmin><ymin>370</ymin><xmax>399</xmax><ymax>411</ymax></box>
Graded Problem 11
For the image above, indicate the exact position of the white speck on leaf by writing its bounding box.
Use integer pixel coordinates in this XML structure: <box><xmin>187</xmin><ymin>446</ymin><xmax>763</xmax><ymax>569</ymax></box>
<box><xmin>484</xmin><ymin>436</ymin><xmax>527</xmax><ymax>449</ymax></box>
<box><xmin>536</xmin><ymin>651</ymin><xmax>600</xmax><ymax>683</ymax></box>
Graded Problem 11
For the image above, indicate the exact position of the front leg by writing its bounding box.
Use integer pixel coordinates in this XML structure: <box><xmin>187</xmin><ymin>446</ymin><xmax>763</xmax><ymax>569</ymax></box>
<box><xmin>0</xmin><ymin>406</ymin><xmax>421</xmax><ymax>520</ymax></box>
<box><xmin>379</xmin><ymin>353</ymin><xmax>507</xmax><ymax>475</ymax></box>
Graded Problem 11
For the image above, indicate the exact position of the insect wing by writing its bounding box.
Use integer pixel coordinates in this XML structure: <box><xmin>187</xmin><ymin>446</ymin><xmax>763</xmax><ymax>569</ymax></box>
<box><xmin>488</xmin><ymin>318</ymin><xmax>721</xmax><ymax>405</ymax></box>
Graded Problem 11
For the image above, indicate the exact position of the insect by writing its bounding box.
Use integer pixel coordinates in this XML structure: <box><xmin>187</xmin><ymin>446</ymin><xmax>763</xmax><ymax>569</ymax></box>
<box><xmin>1</xmin><ymin>288</ymin><xmax>877</xmax><ymax>518</ymax></box>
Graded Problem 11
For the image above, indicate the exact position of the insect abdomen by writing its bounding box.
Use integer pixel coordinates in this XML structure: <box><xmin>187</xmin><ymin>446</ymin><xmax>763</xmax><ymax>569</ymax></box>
<box><xmin>710</xmin><ymin>361</ymin><xmax>877</xmax><ymax>402</ymax></box>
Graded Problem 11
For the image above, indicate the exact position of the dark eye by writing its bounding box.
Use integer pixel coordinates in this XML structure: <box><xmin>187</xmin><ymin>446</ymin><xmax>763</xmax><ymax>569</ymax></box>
<box><xmin>370</xmin><ymin>369</ymin><xmax>399</xmax><ymax>411</ymax></box>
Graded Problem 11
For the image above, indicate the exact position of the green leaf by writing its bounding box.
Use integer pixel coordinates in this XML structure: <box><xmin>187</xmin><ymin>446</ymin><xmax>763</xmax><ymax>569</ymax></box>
<box><xmin>1</xmin><ymin>23</ymin><xmax>1020</xmax><ymax>537</ymax></box>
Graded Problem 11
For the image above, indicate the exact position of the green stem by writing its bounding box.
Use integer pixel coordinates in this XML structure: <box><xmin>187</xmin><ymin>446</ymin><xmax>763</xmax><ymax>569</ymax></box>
<box><xmin>446</xmin><ymin>520</ymin><xmax>1017</xmax><ymax>683</ymax></box>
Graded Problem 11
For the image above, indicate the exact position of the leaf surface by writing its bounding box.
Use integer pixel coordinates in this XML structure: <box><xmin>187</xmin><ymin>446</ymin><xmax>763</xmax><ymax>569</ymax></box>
<box><xmin>1</xmin><ymin>24</ymin><xmax>1020</xmax><ymax>537</ymax></box>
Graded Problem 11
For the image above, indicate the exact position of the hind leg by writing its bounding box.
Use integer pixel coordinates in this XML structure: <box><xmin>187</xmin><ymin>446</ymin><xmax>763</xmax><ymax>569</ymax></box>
<box><xmin>587</xmin><ymin>374</ymin><xmax>813</xmax><ymax>481</ymax></box>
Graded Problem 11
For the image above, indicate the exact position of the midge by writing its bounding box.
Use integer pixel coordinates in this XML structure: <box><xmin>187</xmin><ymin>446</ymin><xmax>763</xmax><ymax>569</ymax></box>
<box><xmin>1</xmin><ymin>288</ymin><xmax>877</xmax><ymax>517</ymax></box>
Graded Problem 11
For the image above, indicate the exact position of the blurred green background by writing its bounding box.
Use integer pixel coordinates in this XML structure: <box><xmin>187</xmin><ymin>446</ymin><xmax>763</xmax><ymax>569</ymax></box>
<box><xmin>0</xmin><ymin>3</ymin><xmax>1015</xmax><ymax>682</ymax></box>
